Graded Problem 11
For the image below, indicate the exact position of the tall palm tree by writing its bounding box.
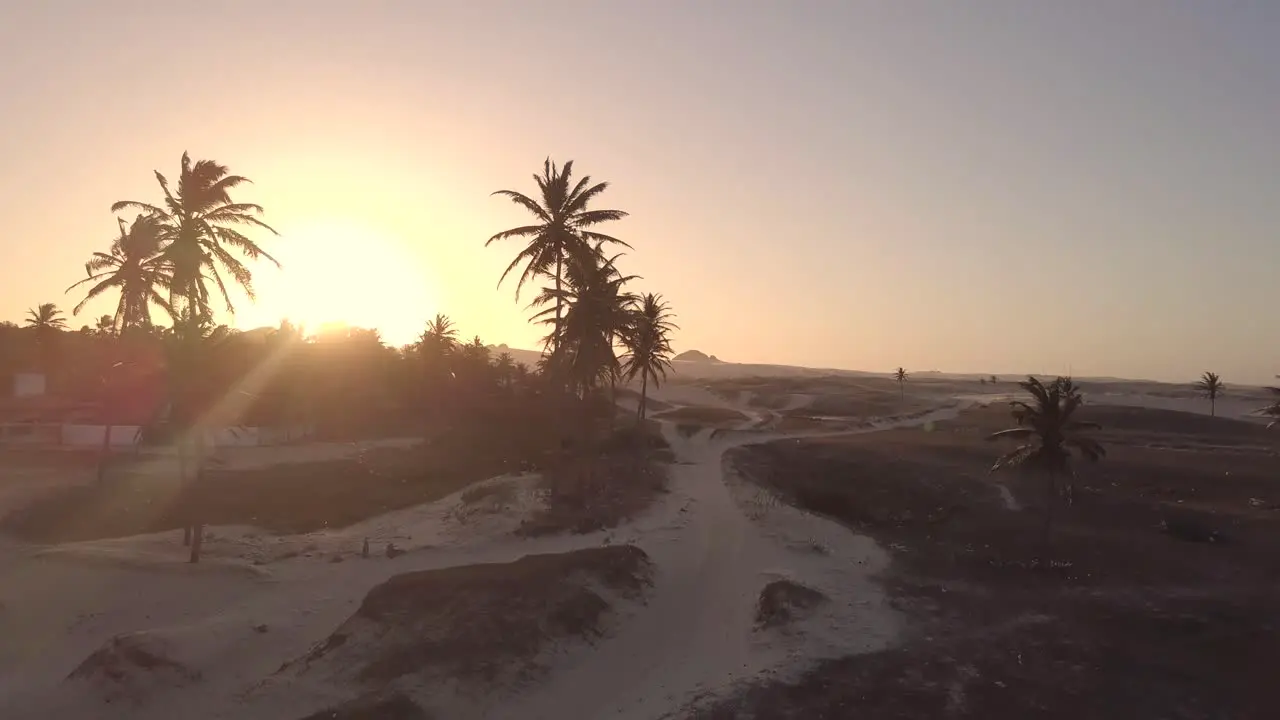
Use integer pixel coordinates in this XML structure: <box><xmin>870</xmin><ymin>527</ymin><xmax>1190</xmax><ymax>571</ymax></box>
<box><xmin>1194</xmin><ymin>371</ymin><xmax>1224</xmax><ymax>417</ymax></box>
<box><xmin>66</xmin><ymin>214</ymin><xmax>175</xmax><ymax>332</ymax></box>
<box><xmin>621</xmin><ymin>293</ymin><xmax>678</xmax><ymax>421</ymax></box>
<box><xmin>894</xmin><ymin>367</ymin><xmax>908</xmax><ymax>400</ymax></box>
<box><xmin>487</xmin><ymin>158</ymin><xmax>629</xmax><ymax>349</ymax></box>
<box><xmin>532</xmin><ymin>251</ymin><xmax>638</xmax><ymax>398</ymax></box>
<box><xmin>111</xmin><ymin>152</ymin><xmax>278</xmax><ymax>327</ymax></box>
<box><xmin>987</xmin><ymin>376</ymin><xmax>1106</xmax><ymax>549</ymax></box>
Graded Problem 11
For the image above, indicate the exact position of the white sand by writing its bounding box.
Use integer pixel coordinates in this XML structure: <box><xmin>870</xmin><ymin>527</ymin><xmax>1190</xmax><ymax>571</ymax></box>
<box><xmin>0</xmin><ymin>379</ymin><xmax>1216</xmax><ymax>719</ymax></box>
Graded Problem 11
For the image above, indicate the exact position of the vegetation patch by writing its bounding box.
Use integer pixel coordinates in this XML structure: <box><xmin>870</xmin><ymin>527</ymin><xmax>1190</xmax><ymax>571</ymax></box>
<box><xmin>519</xmin><ymin>425</ymin><xmax>671</xmax><ymax>536</ymax></box>
<box><xmin>698</xmin><ymin>402</ymin><xmax>1280</xmax><ymax>719</ymax></box>
<box><xmin>288</xmin><ymin>546</ymin><xmax>652</xmax><ymax>686</ymax></box>
<box><xmin>2</xmin><ymin>415</ymin><xmax>570</xmax><ymax>543</ymax></box>
<box><xmin>66</xmin><ymin>632</ymin><xmax>201</xmax><ymax>704</ymax></box>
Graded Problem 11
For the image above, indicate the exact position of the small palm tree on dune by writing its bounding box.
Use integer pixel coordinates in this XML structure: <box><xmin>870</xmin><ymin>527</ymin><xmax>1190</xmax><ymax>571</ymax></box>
<box><xmin>894</xmin><ymin>367</ymin><xmax>908</xmax><ymax>400</ymax></box>
<box><xmin>987</xmin><ymin>376</ymin><xmax>1106</xmax><ymax>550</ymax></box>
<box><xmin>487</xmin><ymin>158</ymin><xmax>629</xmax><ymax>350</ymax></box>
<box><xmin>621</xmin><ymin>293</ymin><xmax>678</xmax><ymax>422</ymax></box>
<box><xmin>1194</xmin><ymin>371</ymin><xmax>1224</xmax><ymax>417</ymax></box>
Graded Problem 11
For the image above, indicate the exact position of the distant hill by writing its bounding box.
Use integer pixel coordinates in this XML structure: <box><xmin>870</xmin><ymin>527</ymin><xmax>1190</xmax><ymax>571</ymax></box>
<box><xmin>673</xmin><ymin>350</ymin><xmax>722</xmax><ymax>363</ymax></box>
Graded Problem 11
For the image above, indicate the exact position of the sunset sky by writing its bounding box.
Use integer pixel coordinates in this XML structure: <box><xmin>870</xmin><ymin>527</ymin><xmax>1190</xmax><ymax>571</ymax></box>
<box><xmin>1</xmin><ymin>1</ymin><xmax>1277</xmax><ymax>383</ymax></box>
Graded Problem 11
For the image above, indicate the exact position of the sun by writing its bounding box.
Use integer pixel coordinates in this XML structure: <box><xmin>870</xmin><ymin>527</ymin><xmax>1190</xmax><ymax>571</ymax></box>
<box><xmin>249</xmin><ymin>218</ymin><xmax>436</xmax><ymax>346</ymax></box>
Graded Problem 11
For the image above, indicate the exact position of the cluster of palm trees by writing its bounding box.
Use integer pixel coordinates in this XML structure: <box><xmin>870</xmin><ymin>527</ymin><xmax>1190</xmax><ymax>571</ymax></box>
<box><xmin>486</xmin><ymin>158</ymin><xmax>677</xmax><ymax>421</ymax></box>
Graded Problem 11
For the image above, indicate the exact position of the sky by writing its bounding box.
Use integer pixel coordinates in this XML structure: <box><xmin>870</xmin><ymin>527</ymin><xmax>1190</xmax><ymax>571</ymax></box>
<box><xmin>1</xmin><ymin>1</ymin><xmax>1278</xmax><ymax>383</ymax></box>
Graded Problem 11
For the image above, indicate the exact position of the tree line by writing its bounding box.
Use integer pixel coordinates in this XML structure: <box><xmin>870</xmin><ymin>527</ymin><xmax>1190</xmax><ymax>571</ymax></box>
<box><xmin>3</xmin><ymin>153</ymin><xmax>679</xmax><ymax>561</ymax></box>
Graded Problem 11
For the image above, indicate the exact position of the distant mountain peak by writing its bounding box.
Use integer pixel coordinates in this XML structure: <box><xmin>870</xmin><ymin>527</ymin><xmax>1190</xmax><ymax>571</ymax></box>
<box><xmin>673</xmin><ymin>349</ymin><xmax>721</xmax><ymax>363</ymax></box>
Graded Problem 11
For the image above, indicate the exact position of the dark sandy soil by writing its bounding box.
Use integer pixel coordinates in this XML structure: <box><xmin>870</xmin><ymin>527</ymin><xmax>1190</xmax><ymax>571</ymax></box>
<box><xmin>695</xmin><ymin>403</ymin><xmax>1280</xmax><ymax>720</ymax></box>
<box><xmin>284</xmin><ymin>545</ymin><xmax>652</xmax><ymax>712</ymax></box>
<box><xmin>652</xmin><ymin>405</ymin><xmax>749</xmax><ymax>426</ymax></box>
<box><xmin>2</xmin><ymin>423</ymin><xmax>669</xmax><ymax>543</ymax></box>
<box><xmin>297</xmin><ymin>692</ymin><xmax>431</xmax><ymax>720</ymax></box>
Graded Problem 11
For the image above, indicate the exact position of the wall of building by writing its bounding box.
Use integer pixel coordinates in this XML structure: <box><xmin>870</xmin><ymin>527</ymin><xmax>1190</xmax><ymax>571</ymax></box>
<box><xmin>60</xmin><ymin>424</ymin><xmax>144</xmax><ymax>448</ymax></box>
<box><xmin>2</xmin><ymin>423</ymin><xmax>315</xmax><ymax>448</ymax></box>
<box><xmin>13</xmin><ymin>372</ymin><xmax>47</xmax><ymax>397</ymax></box>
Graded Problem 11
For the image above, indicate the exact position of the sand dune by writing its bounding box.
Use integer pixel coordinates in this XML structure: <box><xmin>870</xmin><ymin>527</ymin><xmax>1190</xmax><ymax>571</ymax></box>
<box><xmin>0</xmin><ymin>375</ymin><xmax>1259</xmax><ymax>718</ymax></box>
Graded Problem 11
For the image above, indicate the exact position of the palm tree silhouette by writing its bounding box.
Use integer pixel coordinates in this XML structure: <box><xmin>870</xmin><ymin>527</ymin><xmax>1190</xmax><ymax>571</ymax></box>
<box><xmin>112</xmin><ymin>152</ymin><xmax>278</xmax><ymax>327</ymax></box>
<box><xmin>66</xmin><ymin>215</ymin><xmax>175</xmax><ymax>333</ymax></box>
<box><xmin>894</xmin><ymin>367</ymin><xmax>908</xmax><ymax>400</ymax></box>
<box><xmin>533</xmin><ymin>250</ymin><xmax>637</xmax><ymax>398</ymax></box>
<box><xmin>418</xmin><ymin>313</ymin><xmax>458</xmax><ymax>362</ymax></box>
<box><xmin>487</xmin><ymin>159</ymin><xmax>628</xmax><ymax>350</ymax></box>
<box><xmin>621</xmin><ymin>293</ymin><xmax>678</xmax><ymax>422</ymax></box>
<box><xmin>25</xmin><ymin>303</ymin><xmax>68</xmax><ymax>333</ymax></box>
<box><xmin>987</xmin><ymin>376</ymin><xmax>1106</xmax><ymax>550</ymax></box>
<box><xmin>493</xmin><ymin>352</ymin><xmax>516</xmax><ymax>390</ymax></box>
<box><xmin>1194</xmin><ymin>371</ymin><xmax>1224</xmax><ymax>417</ymax></box>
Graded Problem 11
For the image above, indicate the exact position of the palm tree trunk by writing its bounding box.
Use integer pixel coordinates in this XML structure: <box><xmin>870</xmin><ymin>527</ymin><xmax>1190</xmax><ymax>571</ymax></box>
<box><xmin>553</xmin><ymin>254</ymin><xmax>563</xmax><ymax>354</ymax></box>
<box><xmin>188</xmin><ymin>438</ymin><xmax>205</xmax><ymax>564</ymax></box>
<box><xmin>1211</xmin><ymin>396</ymin><xmax>1216</xmax><ymax>418</ymax></box>
<box><xmin>899</xmin><ymin>380</ymin><xmax>904</xmax><ymax>401</ymax></box>
<box><xmin>609</xmin><ymin>373</ymin><xmax>617</xmax><ymax>429</ymax></box>
<box><xmin>180</xmin><ymin>441</ymin><xmax>192</xmax><ymax>546</ymax></box>
<box><xmin>97</xmin><ymin>420</ymin><xmax>112</xmax><ymax>486</ymax></box>
<box><xmin>639</xmin><ymin>372</ymin><xmax>649</xmax><ymax>421</ymax></box>
<box><xmin>1042</xmin><ymin>469</ymin><xmax>1056</xmax><ymax>556</ymax></box>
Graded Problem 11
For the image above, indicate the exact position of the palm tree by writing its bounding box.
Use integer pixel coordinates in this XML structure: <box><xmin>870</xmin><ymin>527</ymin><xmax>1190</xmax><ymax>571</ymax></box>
<box><xmin>25</xmin><ymin>303</ymin><xmax>68</xmax><ymax>333</ymax></box>
<box><xmin>894</xmin><ymin>367</ymin><xmax>908</xmax><ymax>400</ymax></box>
<box><xmin>987</xmin><ymin>376</ymin><xmax>1106</xmax><ymax>549</ymax></box>
<box><xmin>1257</xmin><ymin>376</ymin><xmax>1280</xmax><ymax>428</ymax></box>
<box><xmin>418</xmin><ymin>313</ymin><xmax>458</xmax><ymax>358</ymax></box>
<box><xmin>493</xmin><ymin>352</ymin><xmax>516</xmax><ymax>390</ymax></box>
<box><xmin>111</xmin><ymin>152</ymin><xmax>278</xmax><ymax>327</ymax></box>
<box><xmin>94</xmin><ymin>315</ymin><xmax>115</xmax><ymax>336</ymax></box>
<box><xmin>532</xmin><ymin>250</ymin><xmax>638</xmax><ymax>398</ymax></box>
<box><xmin>487</xmin><ymin>158</ymin><xmax>629</xmax><ymax>350</ymax></box>
<box><xmin>1194</xmin><ymin>371</ymin><xmax>1224</xmax><ymax>417</ymax></box>
<box><xmin>66</xmin><ymin>215</ymin><xmax>175</xmax><ymax>333</ymax></box>
<box><xmin>25</xmin><ymin>303</ymin><xmax>68</xmax><ymax>376</ymax></box>
<box><xmin>621</xmin><ymin>293</ymin><xmax>677</xmax><ymax>421</ymax></box>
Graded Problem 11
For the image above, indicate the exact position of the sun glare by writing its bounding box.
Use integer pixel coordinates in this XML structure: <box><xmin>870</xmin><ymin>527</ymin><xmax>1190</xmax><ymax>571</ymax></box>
<box><xmin>259</xmin><ymin>219</ymin><xmax>435</xmax><ymax>346</ymax></box>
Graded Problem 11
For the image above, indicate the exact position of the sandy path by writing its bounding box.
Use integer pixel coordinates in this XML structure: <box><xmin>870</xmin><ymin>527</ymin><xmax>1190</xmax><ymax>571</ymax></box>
<box><xmin>505</xmin><ymin>396</ymin><xmax>969</xmax><ymax>719</ymax></box>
